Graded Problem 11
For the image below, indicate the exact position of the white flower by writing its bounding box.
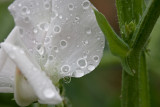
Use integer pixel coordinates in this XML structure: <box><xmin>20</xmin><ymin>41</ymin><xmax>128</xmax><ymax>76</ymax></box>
<box><xmin>0</xmin><ymin>0</ymin><xmax>105</xmax><ymax>106</ymax></box>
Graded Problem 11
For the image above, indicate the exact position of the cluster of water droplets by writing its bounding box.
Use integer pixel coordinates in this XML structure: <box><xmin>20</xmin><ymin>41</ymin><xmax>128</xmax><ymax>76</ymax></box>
<box><xmin>8</xmin><ymin>0</ymin><xmax>105</xmax><ymax>83</ymax></box>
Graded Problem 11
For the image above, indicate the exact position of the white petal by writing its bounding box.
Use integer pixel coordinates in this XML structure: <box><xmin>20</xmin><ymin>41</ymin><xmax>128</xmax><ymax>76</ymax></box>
<box><xmin>8</xmin><ymin>0</ymin><xmax>53</xmax><ymax>49</ymax></box>
<box><xmin>44</xmin><ymin>0</ymin><xmax>105</xmax><ymax>78</ymax></box>
<box><xmin>0</xmin><ymin>27</ymin><xmax>19</xmax><ymax>71</ymax></box>
<box><xmin>14</xmin><ymin>68</ymin><xmax>37</xmax><ymax>106</ymax></box>
<box><xmin>1</xmin><ymin>43</ymin><xmax>62</xmax><ymax>105</ymax></box>
<box><xmin>0</xmin><ymin>58</ymin><xmax>16</xmax><ymax>93</ymax></box>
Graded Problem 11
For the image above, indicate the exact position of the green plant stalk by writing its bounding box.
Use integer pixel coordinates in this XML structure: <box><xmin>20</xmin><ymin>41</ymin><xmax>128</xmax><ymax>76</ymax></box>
<box><xmin>122</xmin><ymin>52</ymin><xmax>149</xmax><ymax>107</ymax></box>
<box><xmin>121</xmin><ymin>0</ymin><xmax>160</xmax><ymax>107</ymax></box>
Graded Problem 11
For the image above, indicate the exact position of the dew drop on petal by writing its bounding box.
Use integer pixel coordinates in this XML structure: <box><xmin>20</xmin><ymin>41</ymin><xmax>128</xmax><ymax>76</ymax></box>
<box><xmin>33</xmin><ymin>28</ymin><xmax>38</xmax><ymax>34</ymax></box>
<box><xmin>36</xmin><ymin>44</ymin><xmax>44</xmax><ymax>55</ymax></box>
<box><xmin>24</xmin><ymin>17</ymin><xmax>30</xmax><ymax>23</ymax></box>
<box><xmin>44</xmin><ymin>37</ymin><xmax>51</xmax><ymax>44</ymax></box>
<box><xmin>48</xmin><ymin>55</ymin><xmax>54</xmax><ymax>61</ymax></box>
<box><xmin>53</xmin><ymin>25</ymin><xmax>61</xmax><ymax>33</ymax></box>
<box><xmin>44</xmin><ymin>3</ymin><xmax>50</xmax><ymax>9</ymax></box>
<box><xmin>93</xmin><ymin>55</ymin><xmax>99</xmax><ymax>62</ymax></box>
<box><xmin>73</xmin><ymin>69</ymin><xmax>84</xmax><ymax>77</ymax></box>
<box><xmin>68</xmin><ymin>3</ymin><xmax>74</xmax><ymax>10</ymax></box>
<box><xmin>39</xmin><ymin>23</ymin><xmax>49</xmax><ymax>31</ymax></box>
<box><xmin>61</xmin><ymin>65</ymin><xmax>70</xmax><ymax>73</ymax></box>
<box><xmin>82</xmin><ymin>0</ymin><xmax>90</xmax><ymax>9</ymax></box>
<box><xmin>77</xmin><ymin>58</ymin><xmax>87</xmax><ymax>68</ymax></box>
<box><xmin>86</xmin><ymin>28</ymin><xmax>92</xmax><ymax>35</ymax></box>
<box><xmin>43</xmin><ymin>89</ymin><xmax>55</xmax><ymax>99</ymax></box>
<box><xmin>87</xmin><ymin>64</ymin><xmax>95</xmax><ymax>71</ymax></box>
<box><xmin>53</xmin><ymin>46</ymin><xmax>59</xmax><ymax>53</ymax></box>
<box><xmin>60</xmin><ymin>40</ymin><xmax>67</xmax><ymax>48</ymax></box>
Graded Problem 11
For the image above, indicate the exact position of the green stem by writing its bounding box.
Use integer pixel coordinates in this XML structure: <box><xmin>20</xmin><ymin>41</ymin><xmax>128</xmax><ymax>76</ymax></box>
<box><xmin>122</xmin><ymin>52</ymin><xmax>150</xmax><ymax>107</ymax></box>
<box><xmin>130</xmin><ymin>0</ymin><xmax>160</xmax><ymax>51</ymax></box>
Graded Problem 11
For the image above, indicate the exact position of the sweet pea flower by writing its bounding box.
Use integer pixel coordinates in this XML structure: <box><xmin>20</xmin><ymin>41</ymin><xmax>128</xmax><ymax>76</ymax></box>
<box><xmin>0</xmin><ymin>0</ymin><xmax>105</xmax><ymax>106</ymax></box>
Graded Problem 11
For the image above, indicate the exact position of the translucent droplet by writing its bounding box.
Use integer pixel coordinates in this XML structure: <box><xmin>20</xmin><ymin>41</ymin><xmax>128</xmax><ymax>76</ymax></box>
<box><xmin>24</xmin><ymin>17</ymin><xmax>30</xmax><ymax>23</ymax></box>
<box><xmin>73</xmin><ymin>69</ymin><xmax>84</xmax><ymax>78</ymax></box>
<box><xmin>77</xmin><ymin>58</ymin><xmax>87</xmax><ymax>68</ymax></box>
<box><xmin>82</xmin><ymin>0</ymin><xmax>90</xmax><ymax>9</ymax></box>
<box><xmin>39</xmin><ymin>23</ymin><xmax>49</xmax><ymax>31</ymax></box>
<box><xmin>68</xmin><ymin>3</ymin><xmax>74</xmax><ymax>10</ymax></box>
<box><xmin>36</xmin><ymin>44</ymin><xmax>44</xmax><ymax>55</ymax></box>
<box><xmin>53</xmin><ymin>25</ymin><xmax>61</xmax><ymax>33</ymax></box>
<box><xmin>48</xmin><ymin>55</ymin><xmax>54</xmax><ymax>61</ymax></box>
<box><xmin>53</xmin><ymin>46</ymin><xmax>59</xmax><ymax>53</ymax></box>
<box><xmin>61</xmin><ymin>65</ymin><xmax>70</xmax><ymax>73</ymax></box>
<box><xmin>59</xmin><ymin>15</ymin><xmax>63</xmax><ymax>19</ymax></box>
<box><xmin>86</xmin><ymin>28</ymin><xmax>92</xmax><ymax>35</ymax></box>
<box><xmin>44</xmin><ymin>89</ymin><xmax>55</xmax><ymax>99</ymax></box>
<box><xmin>87</xmin><ymin>64</ymin><xmax>95</xmax><ymax>71</ymax></box>
<box><xmin>44</xmin><ymin>3</ymin><xmax>50</xmax><ymax>9</ymax></box>
<box><xmin>82</xmin><ymin>40</ymin><xmax>88</xmax><ymax>45</ymax></box>
<box><xmin>75</xmin><ymin>17</ymin><xmax>80</xmax><ymax>22</ymax></box>
<box><xmin>60</xmin><ymin>40</ymin><xmax>67</xmax><ymax>48</ymax></box>
<box><xmin>93</xmin><ymin>55</ymin><xmax>99</xmax><ymax>62</ymax></box>
<box><xmin>44</xmin><ymin>37</ymin><xmax>51</xmax><ymax>44</ymax></box>
<box><xmin>21</xmin><ymin>6</ymin><xmax>30</xmax><ymax>14</ymax></box>
<box><xmin>33</xmin><ymin>28</ymin><xmax>38</xmax><ymax>34</ymax></box>
<box><xmin>19</xmin><ymin>28</ymin><xmax>23</xmax><ymax>35</ymax></box>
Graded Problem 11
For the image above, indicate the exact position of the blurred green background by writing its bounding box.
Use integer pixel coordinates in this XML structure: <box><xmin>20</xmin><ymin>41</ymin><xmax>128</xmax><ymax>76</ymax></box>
<box><xmin>0</xmin><ymin>0</ymin><xmax>160</xmax><ymax>107</ymax></box>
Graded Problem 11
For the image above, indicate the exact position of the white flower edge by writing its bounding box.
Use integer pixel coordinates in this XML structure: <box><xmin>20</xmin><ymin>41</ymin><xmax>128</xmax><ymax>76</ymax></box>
<box><xmin>1</xmin><ymin>42</ymin><xmax>62</xmax><ymax>106</ymax></box>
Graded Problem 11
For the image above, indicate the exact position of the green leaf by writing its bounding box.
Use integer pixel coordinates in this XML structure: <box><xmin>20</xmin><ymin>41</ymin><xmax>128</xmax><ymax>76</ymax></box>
<box><xmin>94</xmin><ymin>9</ymin><xmax>129</xmax><ymax>58</ymax></box>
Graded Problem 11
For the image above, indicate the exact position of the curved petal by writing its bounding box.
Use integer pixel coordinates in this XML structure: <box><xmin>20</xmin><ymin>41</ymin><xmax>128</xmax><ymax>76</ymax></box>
<box><xmin>0</xmin><ymin>27</ymin><xmax>19</xmax><ymax>71</ymax></box>
<box><xmin>44</xmin><ymin>0</ymin><xmax>105</xmax><ymax>78</ymax></box>
<box><xmin>1</xmin><ymin>43</ymin><xmax>62</xmax><ymax>105</ymax></box>
<box><xmin>0</xmin><ymin>58</ymin><xmax>16</xmax><ymax>93</ymax></box>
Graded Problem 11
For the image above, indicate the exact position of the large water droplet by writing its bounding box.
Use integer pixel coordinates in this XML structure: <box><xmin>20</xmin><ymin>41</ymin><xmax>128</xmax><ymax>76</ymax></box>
<box><xmin>60</xmin><ymin>40</ymin><xmax>67</xmax><ymax>48</ymax></box>
<box><xmin>87</xmin><ymin>64</ymin><xmax>95</xmax><ymax>71</ymax></box>
<box><xmin>43</xmin><ymin>89</ymin><xmax>55</xmax><ymax>99</ymax></box>
<box><xmin>61</xmin><ymin>65</ymin><xmax>70</xmax><ymax>73</ymax></box>
<box><xmin>82</xmin><ymin>0</ymin><xmax>90</xmax><ymax>9</ymax></box>
<box><xmin>77</xmin><ymin>58</ymin><xmax>87</xmax><ymax>68</ymax></box>
<box><xmin>44</xmin><ymin>37</ymin><xmax>51</xmax><ymax>44</ymax></box>
<box><xmin>73</xmin><ymin>69</ymin><xmax>84</xmax><ymax>78</ymax></box>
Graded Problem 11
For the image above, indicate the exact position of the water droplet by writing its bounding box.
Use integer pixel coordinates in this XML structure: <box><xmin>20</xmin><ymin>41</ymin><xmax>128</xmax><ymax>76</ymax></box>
<box><xmin>53</xmin><ymin>25</ymin><xmax>61</xmax><ymax>33</ymax></box>
<box><xmin>36</xmin><ymin>44</ymin><xmax>44</xmax><ymax>55</ymax></box>
<box><xmin>87</xmin><ymin>64</ymin><xmax>95</xmax><ymax>71</ymax></box>
<box><xmin>82</xmin><ymin>40</ymin><xmax>88</xmax><ymax>45</ymax></box>
<box><xmin>82</xmin><ymin>0</ymin><xmax>90</xmax><ymax>9</ymax></box>
<box><xmin>24</xmin><ymin>17</ymin><xmax>30</xmax><ymax>23</ymax></box>
<box><xmin>44</xmin><ymin>89</ymin><xmax>55</xmax><ymax>99</ymax></box>
<box><xmin>39</xmin><ymin>23</ymin><xmax>49</xmax><ymax>31</ymax></box>
<box><xmin>53</xmin><ymin>46</ymin><xmax>59</xmax><ymax>53</ymax></box>
<box><xmin>73</xmin><ymin>69</ymin><xmax>84</xmax><ymax>78</ymax></box>
<box><xmin>61</xmin><ymin>65</ymin><xmax>70</xmax><ymax>73</ymax></box>
<box><xmin>19</xmin><ymin>28</ymin><xmax>23</xmax><ymax>35</ymax></box>
<box><xmin>33</xmin><ymin>28</ymin><xmax>38</xmax><ymax>34</ymax></box>
<box><xmin>21</xmin><ymin>6</ymin><xmax>30</xmax><ymax>14</ymax></box>
<box><xmin>59</xmin><ymin>15</ymin><xmax>63</xmax><ymax>19</ymax></box>
<box><xmin>44</xmin><ymin>3</ymin><xmax>50</xmax><ymax>9</ymax></box>
<box><xmin>77</xmin><ymin>58</ymin><xmax>87</xmax><ymax>68</ymax></box>
<box><xmin>44</xmin><ymin>37</ymin><xmax>51</xmax><ymax>44</ymax></box>
<box><xmin>48</xmin><ymin>55</ymin><xmax>54</xmax><ymax>61</ymax></box>
<box><xmin>86</xmin><ymin>28</ymin><xmax>92</xmax><ymax>35</ymax></box>
<box><xmin>60</xmin><ymin>40</ymin><xmax>67</xmax><ymax>48</ymax></box>
<box><xmin>93</xmin><ymin>55</ymin><xmax>99</xmax><ymax>62</ymax></box>
<box><xmin>75</xmin><ymin>17</ymin><xmax>80</xmax><ymax>22</ymax></box>
<box><xmin>68</xmin><ymin>3</ymin><xmax>74</xmax><ymax>10</ymax></box>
